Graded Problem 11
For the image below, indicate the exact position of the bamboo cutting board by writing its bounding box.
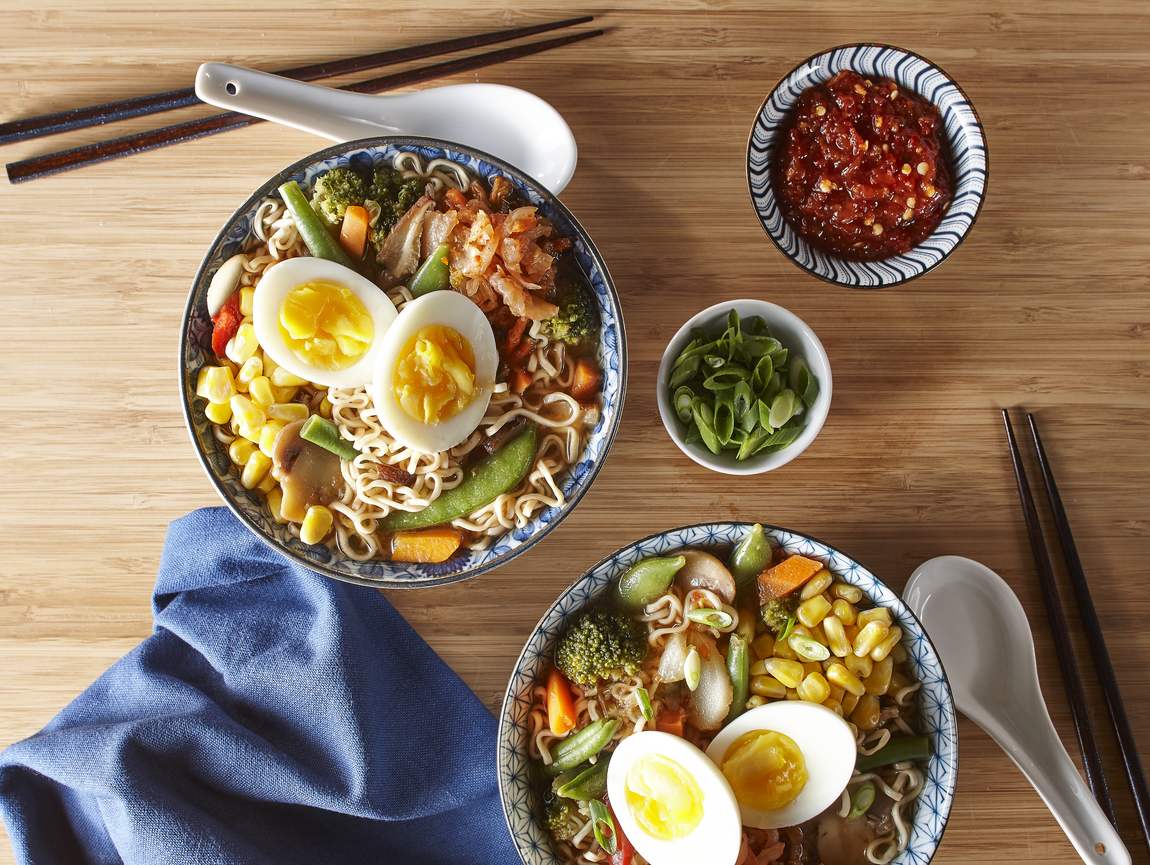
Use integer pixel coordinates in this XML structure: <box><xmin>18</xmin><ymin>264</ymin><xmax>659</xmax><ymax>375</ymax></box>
<box><xmin>1</xmin><ymin>2</ymin><xmax>1148</xmax><ymax>863</ymax></box>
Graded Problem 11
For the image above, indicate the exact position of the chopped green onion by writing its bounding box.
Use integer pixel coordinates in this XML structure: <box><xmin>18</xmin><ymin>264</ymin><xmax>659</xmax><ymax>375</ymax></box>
<box><xmin>673</xmin><ymin>386</ymin><xmax>695</xmax><ymax>423</ymax></box>
<box><xmin>588</xmin><ymin>800</ymin><xmax>618</xmax><ymax>855</ymax></box>
<box><xmin>686</xmin><ymin>607</ymin><xmax>735</xmax><ymax>629</ymax></box>
<box><xmin>636</xmin><ymin>687</ymin><xmax>654</xmax><ymax>722</ymax></box>
<box><xmin>788</xmin><ymin>633</ymin><xmax>830</xmax><ymax>662</ymax></box>
<box><xmin>684</xmin><ymin>646</ymin><xmax>702</xmax><ymax>691</ymax></box>
<box><xmin>778</xmin><ymin>615</ymin><xmax>797</xmax><ymax>642</ymax></box>
<box><xmin>848</xmin><ymin>782</ymin><xmax>876</xmax><ymax>819</ymax></box>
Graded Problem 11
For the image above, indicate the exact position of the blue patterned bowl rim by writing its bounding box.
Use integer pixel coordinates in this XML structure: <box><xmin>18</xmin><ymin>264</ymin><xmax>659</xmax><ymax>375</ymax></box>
<box><xmin>179</xmin><ymin>136</ymin><xmax>627</xmax><ymax>589</ymax></box>
<box><xmin>497</xmin><ymin>522</ymin><xmax>958</xmax><ymax>865</ymax></box>
<box><xmin>746</xmin><ymin>43</ymin><xmax>989</xmax><ymax>289</ymax></box>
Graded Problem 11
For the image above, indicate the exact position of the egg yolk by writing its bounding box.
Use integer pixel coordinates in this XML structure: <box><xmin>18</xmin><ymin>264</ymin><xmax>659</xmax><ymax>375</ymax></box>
<box><xmin>279</xmin><ymin>280</ymin><xmax>373</xmax><ymax>371</ymax></box>
<box><xmin>624</xmin><ymin>754</ymin><xmax>704</xmax><ymax>841</ymax></box>
<box><xmin>393</xmin><ymin>325</ymin><xmax>477</xmax><ymax>425</ymax></box>
<box><xmin>720</xmin><ymin>730</ymin><xmax>808</xmax><ymax>812</ymax></box>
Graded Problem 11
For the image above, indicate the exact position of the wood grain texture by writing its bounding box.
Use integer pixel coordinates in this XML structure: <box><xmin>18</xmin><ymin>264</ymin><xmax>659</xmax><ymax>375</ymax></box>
<box><xmin>0</xmin><ymin>1</ymin><xmax>1148</xmax><ymax>862</ymax></box>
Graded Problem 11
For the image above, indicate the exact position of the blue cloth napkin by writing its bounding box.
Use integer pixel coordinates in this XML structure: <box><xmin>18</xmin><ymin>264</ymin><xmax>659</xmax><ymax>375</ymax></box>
<box><xmin>0</xmin><ymin>507</ymin><xmax>519</xmax><ymax>865</ymax></box>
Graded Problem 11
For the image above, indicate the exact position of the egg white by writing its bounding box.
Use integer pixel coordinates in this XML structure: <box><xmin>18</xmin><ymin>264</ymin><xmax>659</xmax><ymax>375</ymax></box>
<box><xmin>606</xmin><ymin>731</ymin><xmax>742</xmax><ymax>865</ymax></box>
<box><xmin>252</xmin><ymin>257</ymin><xmax>398</xmax><ymax>388</ymax></box>
<box><xmin>704</xmin><ymin>701</ymin><xmax>856</xmax><ymax>830</ymax></box>
<box><xmin>370</xmin><ymin>291</ymin><xmax>498</xmax><ymax>454</ymax></box>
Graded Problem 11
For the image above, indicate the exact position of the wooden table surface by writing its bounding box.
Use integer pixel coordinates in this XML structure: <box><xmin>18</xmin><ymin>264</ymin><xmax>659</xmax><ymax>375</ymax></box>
<box><xmin>2</xmin><ymin>1</ymin><xmax>1148</xmax><ymax>862</ymax></box>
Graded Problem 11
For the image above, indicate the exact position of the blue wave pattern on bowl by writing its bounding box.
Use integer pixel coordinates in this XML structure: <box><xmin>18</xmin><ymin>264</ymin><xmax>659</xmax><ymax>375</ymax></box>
<box><xmin>748</xmin><ymin>44</ymin><xmax>988</xmax><ymax>288</ymax></box>
<box><xmin>182</xmin><ymin>140</ymin><xmax>625</xmax><ymax>587</ymax></box>
<box><xmin>498</xmin><ymin>523</ymin><xmax>958</xmax><ymax>865</ymax></box>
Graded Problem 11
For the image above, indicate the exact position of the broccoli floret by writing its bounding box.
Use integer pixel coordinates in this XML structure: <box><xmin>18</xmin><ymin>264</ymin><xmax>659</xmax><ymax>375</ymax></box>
<box><xmin>555</xmin><ymin>610</ymin><xmax>647</xmax><ymax>687</ymax></box>
<box><xmin>366</xmin><ymin>167</ymin><xmax>424</xmax><ymax>247</ymax></box>
<box><xmin>311</xmin><ymin>167</ymin><xmax>366</xmax><ymax>225</ymax></box>
<box><xmin>761</xmin><ymin>594</ymin><xmax>799</xmax><ymax>636</ymax></box>
<box><xmin>540</xmin><ymin>276</ymin><xmax>599</xmax><ymax>346</ymax></box>
<box><xmin>545</xmin><ymin>797</ymin><xmax>579</xmax><ymax>842</ymax></box>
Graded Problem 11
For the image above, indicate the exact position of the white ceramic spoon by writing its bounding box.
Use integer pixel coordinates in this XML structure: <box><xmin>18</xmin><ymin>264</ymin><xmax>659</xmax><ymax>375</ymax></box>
<box><xmin>904</xmin><ymin>556</ymin><xmax>1130</xmax><ymax>865</ymax></box>
<box><xmin>194</xmin><ymin>62</ymin><xmax>577</xmax><ymax>194</ymax></box>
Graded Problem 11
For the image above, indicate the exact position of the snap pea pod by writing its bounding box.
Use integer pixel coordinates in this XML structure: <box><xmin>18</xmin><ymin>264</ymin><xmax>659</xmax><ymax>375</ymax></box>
<box><xmin>300</xmin><ymin>415</ymin><xmax>358</xmax><ymax>460</ymax></box>
<box><xmin>725</xmin><ymin>634</ymin><xmax>750</xmax><ymax>725</ymax></box>
<box><xmin>854</xmin><ymin>735</ymin><xmax>931</xmax><ymax>773</ymax></box>
<box><xmin>729</xmin><ymin>523</ymin><xmax>773</xmax><ymax>591</ymax></box>
<box><xmin>553</xmin><ymin>757</ymin><xmax>610</xmax><ymax>800</ymax></box>
<box><xmin>547</xmin><ymin>718</ymin><xmax>619</xmax><ymax>775</ymax></box>
<box><xmin>409</xmin><ymin>242</ymin><xmax>450</xmax><ymax>297</ymax></box>
<box><xmin>615</xmin><ymin>555</ymin><xmax>686</xmax><ymax>610</ymax></box>
<box><xmin>277</xmin><ymin>180</ymin><xmax>355</xmax><ymax>269</ymax></box>
<box><xmin>381</xmin><ymin>423</ymin><xmax>537</xmax><ymax>530</ymax></box>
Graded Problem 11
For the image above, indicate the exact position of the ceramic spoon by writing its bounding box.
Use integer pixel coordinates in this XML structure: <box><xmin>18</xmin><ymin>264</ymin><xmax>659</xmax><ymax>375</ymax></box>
<box><xmin>904</xmin><ymin>556</ymin><xmax>1129</xmax><ymax>865</ymax></box>
<box><xmin>194</xmin><ymin>62</ymin><xmax>577</xmax><ymax>194</ymax></box>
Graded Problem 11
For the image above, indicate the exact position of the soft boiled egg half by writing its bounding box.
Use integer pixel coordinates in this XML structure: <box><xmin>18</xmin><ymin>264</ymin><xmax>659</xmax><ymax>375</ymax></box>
<box><xmin>606</xmin><ymin>731</ymin><xmax>742</xmax><ymax>865</ymax></box>
<box><xmin>371</xmin><ymin>291</ymin><xmax>498</xmax><ymax>453</ymax></box>
<box><xmin>704</xmin><ymin>701</ymin><xmax>856</xmax><ymax>830</ymax></box>
<box><xmin>253</xmin><ymin>257</ymin><xmax>398</xmax><ymax>388</ymax></box>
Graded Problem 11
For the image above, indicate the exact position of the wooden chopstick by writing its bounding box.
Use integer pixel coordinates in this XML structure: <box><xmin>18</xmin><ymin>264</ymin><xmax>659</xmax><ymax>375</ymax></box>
<box><xmin>5</xmin><ymin>28</ymin><xmax>603</xmax><ymax>184</ymax></box>
<box><xmin>1001</xmin><ymin>409</ymin><xmax>1118</xmax><ymax>825</ymax></box>
<box><xmin>1028</xmin><ymin>413</ymin><xmax>1150</xmax><ymax>855</ymax></box>
<box><xmin>0</xmin><ymin>16</ymin><xmax>594</xmax><ymax>145</ymax></box>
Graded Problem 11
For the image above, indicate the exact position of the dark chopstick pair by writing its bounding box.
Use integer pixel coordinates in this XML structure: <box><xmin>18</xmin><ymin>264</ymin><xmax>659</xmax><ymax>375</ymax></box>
<box><xmin>3</xmin><ymin>16</ymin><xmax>602</xmax><ymax>184</ymax></box>
<box><xmin>1002</xmin><ymin>409</ymin><xmax>1150</xmax><ymax>856</ymax></box>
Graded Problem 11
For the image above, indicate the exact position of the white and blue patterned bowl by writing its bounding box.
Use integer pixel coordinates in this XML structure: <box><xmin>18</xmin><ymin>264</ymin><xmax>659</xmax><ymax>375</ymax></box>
<box><xmin>179</xmin><ymin>137</ymin><xmax>627</xmax><ymax>589</ymax></box>
<box><xmin>498</xmin><ymin>522</ymin><xmax>958</xmax><ymax>864</ymax></box>
<box><xmin>748</xmin><ymin>44</ymin><xmax>988</xmax><ymax>288</ymax></box>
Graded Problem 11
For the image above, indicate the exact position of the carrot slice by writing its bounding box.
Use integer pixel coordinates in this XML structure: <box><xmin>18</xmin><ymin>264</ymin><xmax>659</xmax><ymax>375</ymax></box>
<box><xmin>569</xmin><ymin>358</ymin><xmax>602</xmax><ymax>401</ymax></box>
<box><xmin>444</xmin><ymin>187</ymin><xmax>468</xmax><ymax>209</ymax></box>
<box><xmin>390</xmin><ymin>527</ymin><xmax>463</xmax><ymax>564</ymax></box>
<box><xmin>509</xmin><ymin>367</ymin><xmax>532</xmax><ymax>395</ymax></box>
<box><xmin>758</xmin><ymin>554</ymin><xmax>824</xmax><ymax>600</ymax></box>
<box><xmin>338</xmin><ymin>205</ymin><xmax>369</xmax><ymax>259</ymax></box>
<box><xmin>655</xmin><ymin>705</ymin><xmax>686</xmax><ymax>737</ymax></box>
<box><xmin>546</xmin><ymin>668</ymin><xmax>577</xmax><ymax>736</ymax></box>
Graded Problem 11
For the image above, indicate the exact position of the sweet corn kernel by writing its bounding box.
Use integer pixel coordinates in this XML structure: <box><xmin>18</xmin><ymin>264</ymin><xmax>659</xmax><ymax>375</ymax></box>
<box><xmin>249</xmin><ymin>376</ymin><xmax>275</xmax><ymax>408</ymax></box>
<box><xmin>854</xmin><ymin>621</ymin><xmax>890</xmax><ymax>657</ymax></box>
<box><xmin>230</xmin><ymin>395</ymin><xmax>266</xmax><ymax>432</ymax></box>
<box><xmin>257</xmin><ymin>472</ymin><xmax>279</xmax><ymax>494</ymax></box>
<box><xmin>750</xmin><ymin>658</ymin><xmax>771</xmax><ymax>676</ymax></box>
<box><xmin>205</xmin><ymin>400</ymin><xmax>233</xmax><ymax>425</ymax></box>
<box><xmin>831</xmin><ymin>599</ymin><xmax>857</xmax><ymax>626</ymax></box>
<box><xmin>228</xmin><ymin>438</ymin><xmax>256</xmax><ymax>466</ymax></box>
<box><xmin>746</xmin><ymin>695</ymin><xmax>767</xmax><ymax>709</ymax></box>
<box><xmin>857</xmin><ymin>607</ymin><xmax>892</xmax><ymax>628</ymax></box>
<box><xmin>271</xmin><ymin>366</ymin><xmax>309</xmax><ymax>387</ymax></box>
<box><xmin>266</xmin><ymin>488</ymin><xmax>287</xmax><ymax>524</ymax></box>
<box><xmin>800</xmin><ymin>569</ymin><xmax>833</xmax><ymax>600</ymax></box>
<box><xmin>763</xmin><ymin>658</ymin><xmax>804</xmax><ymax>689</ymax></box>
<box><xmin>826</xmin><ymin>662</ymin><xmax>866</xmax><ymax>697</ymax></box>
<box><xmin>802</xmin><ymin>660</ymin><xmax>822</xmax><ymax>678</ymax></box>
<box><xmin>871</xmin><ymin>626</ymin><xmax>903</xmax><ymax>662</ymax></box>
<box><xmin>750</xmin><ymin>675</ymin><xmax>788</xmax><ymax>699</ymax></box>
<box><xmin>300</xmin><ymin>505</ymin><xmax>334</xmax><ymax>544</ymax></box>
<box><xmin>822</xmin><ymin>697</ymin><xmax>843</xmax><ymax>716</ymax></box>
<box><xmin>241</xmin><ymin>451</ymin><xmax>271</xmax><ymax>489</ymax></box>
<box><xmin>866</xmin><ymin>655</ymin><xmax>894</xmax><ymax>696</ymax></box>
<box><xmin>237</xmin><ymin>355</ymin><xmax>263</xmax><ymax>389</ymax></box>
<box><xmin>851</xmin><ymin>694</ymin><xmax>881</xmax><ymax>731</ymax></box>
<box><xmin>320</xmin><ymin>397</ymin><xmax>333</xmax><ymax>418</ymax></box>
<box><xmin>842</xmin><ymin>690</ymin><xmax>861</xmax><ymax>716</ymax></box>
<box><xmin>197</xmin><ymin>365</ymin><xmax>236</xmax><ymax>404</ymax></box>
<box><xmin>891</xmin><ymin>645</ymin><xmax>908</xmax><ymax>664</ymax></box>
<box><xmin>751</xmin><ymin>633</ymin><xmax>776</xmax><ymax>659</ymax></box>
<box><xmin>259</xmin><ymin>422</ymin><xmax>285</xmax><ymax>458</ymax></box>
<box><xmin>273</xmin><ymin>385</ymin><xmax>299</xmax><ymax>403</ymax></box>
<box><xmin>832</xmin><ymin>582</ymin><xmax>863</xmax><ymax>603</ymax></box>
<box><xmin>798</xmin><ymin>671</ymin><xmax>831</xmax><ymax>704</ymax></box>
<box><xmin>260</xmin><ymin>350</ymin><xmax>278</xmax><ymax>378</ymax></box>
<box><xmin>828</xmin><ymin>684</ymin><xmax>845</xmax><ymax>703</ymax></box>
<box><xmin>845</xmin><ymin>653</ymin><xmax>873</xmax><ymax>680</ymax></box>
<box><xmin>239</xmin><ymin>286</ymin><xmax>255</xmax><ymax>317</ymax></box>
<box><xmin>269</xmin><ymin>402</ymin><xmax>310</xmax><ymax>423</ymax></box>
<box><xmin>785</xmin><ymin>689</ymin><xmax>800</xmax><ymax>701</ymax></box>
<box><xmin>823</xmin><ymin>615</ymin><xmax>852</xmax><ymax>657</ymax></box>
<box><xmin>772</xmin><ymin>638</ymin><xmax>799</xmax><ymax>661</ymax></box>
<box><xmin>790</xmin><ymin>623</ymin><xmax>813</xmax><ymax>640</ymax></box>
<box><xmin>226</xmin><ymin>322</ymin><xmax>260</xmax><ymax>364</ymax></box>
<box><xmin>797</xmin><ymin>594</ymin><xmax>833</xmax><ymax>628</ymax></box>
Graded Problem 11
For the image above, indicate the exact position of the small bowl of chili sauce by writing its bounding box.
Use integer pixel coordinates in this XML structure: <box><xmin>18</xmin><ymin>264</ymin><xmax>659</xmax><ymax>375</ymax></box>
<box><xmin>748</xmin><ymin>44</ymin><xmax>987</xmax><ymax>288</ymax></box>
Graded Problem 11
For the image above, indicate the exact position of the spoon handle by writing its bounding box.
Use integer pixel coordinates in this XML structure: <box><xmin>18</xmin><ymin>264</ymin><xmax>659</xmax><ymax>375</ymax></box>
<box><xmin>196</xmin><ymin>63</ymin><xmax>399</xmax><ymax>142</ymax></box>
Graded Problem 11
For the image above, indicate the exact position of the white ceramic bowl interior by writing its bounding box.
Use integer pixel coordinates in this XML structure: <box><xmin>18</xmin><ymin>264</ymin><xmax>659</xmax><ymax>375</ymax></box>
<box><xmin>656</xmin><ymin>299</ymin><xmax>831</xmax><ymax>475</ymax></box>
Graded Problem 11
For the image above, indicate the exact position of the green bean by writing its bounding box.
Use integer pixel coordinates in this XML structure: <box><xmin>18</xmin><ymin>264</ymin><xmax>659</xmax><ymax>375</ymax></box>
<box><xmin>847</xmin><ymin>782</ymin><xmax>876</xmax><ymax>819</ymax></box>
<box><xmin>730</xmin><ymin>523</ymin><xmax>773</xmax><ymax>589</ymax></box>
<box><xmin>855</xmin><ymin>735</ymin><xmax>931</xmax><ymax>773</ymax></box>
<box><xmin>615</xmin><ymin>555</ymin><xmax>686</xmax><ymax>610</ymax></box>
<box><xmin>381</xmin><ymin>424</ymin><xmax>537</xmax><ymax>530</ymax></box>
<box><xmin>277</xmin><ymin>181</ymin><xmax>355</xmax><ymax>268</ymax></box>
<box><xmin>409</xmin><ymin>242</ymin><xmax>450</xmax><ymax>297</ymax></box>
<box><xmin>548</xmin><ymin>719</ymin><xmax>619</xmax><ymax>775</ymax></box>
<box><xmin>725</xmin><ymin>634</ymin><xmax>750</xmax><ymax>725</ymax></box>
<box><xmin>554</xmin><ymin>758</ymin><xmax>609</xmax><ymax>800</ymax></box>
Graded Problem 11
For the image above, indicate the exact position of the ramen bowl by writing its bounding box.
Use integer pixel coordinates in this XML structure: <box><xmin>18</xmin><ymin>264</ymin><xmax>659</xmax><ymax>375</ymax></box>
<box><xmin>180</xmin><ymin>137</ymin><xmax>626</xmax><ymax>588</ymax></box>
<box><xmin>498</xmin><ymin>522</ymin><xmax>958</xmax><ymax>864</ymax></box>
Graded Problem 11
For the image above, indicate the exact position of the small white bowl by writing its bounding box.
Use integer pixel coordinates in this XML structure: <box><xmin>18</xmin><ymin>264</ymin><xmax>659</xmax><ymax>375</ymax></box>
<box><xmin>656</xmin><ymin>299</ymin><xmax>831</xmax><ymax>475</ymax></box>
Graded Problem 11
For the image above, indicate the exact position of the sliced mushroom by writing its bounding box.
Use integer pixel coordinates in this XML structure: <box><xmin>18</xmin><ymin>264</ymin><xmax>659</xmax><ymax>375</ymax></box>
<box><xmin>205</xmin><ymin>253</ymin><xmax>247</xmax><ymax>317</ymax></box>
<box><xmin>675</xmin><ymin>549</ymin><xmax>738</xmax><ymax>605</ymax></box>
<box><xmin>377</xmin><ymin>195</ymin><xmax>435</xmax><ymax>280</ymax></box>
<box><xmin>272</xmin><ymin>419</ymin><xmax>343</xmax><ymax>522</ymax></box>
